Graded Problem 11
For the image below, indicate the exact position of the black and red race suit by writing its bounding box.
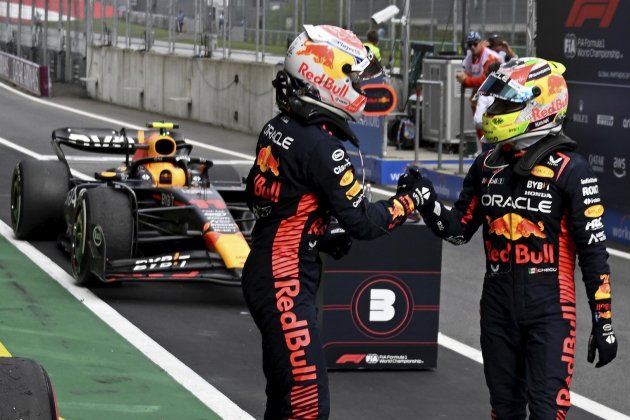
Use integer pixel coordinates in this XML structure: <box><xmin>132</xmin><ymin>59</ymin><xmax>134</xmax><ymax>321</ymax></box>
<box><xmin>242</xmin><ymin>112</ymin><xmax>406</xmax><ymax>420</ymax></box>
<box><xmin>420</xmin><ymin>137</ymin><xmax>612</xmax><ymax>419</ymax></box>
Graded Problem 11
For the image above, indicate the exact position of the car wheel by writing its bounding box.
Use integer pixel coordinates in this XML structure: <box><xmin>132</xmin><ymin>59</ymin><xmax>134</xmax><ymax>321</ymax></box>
<box><xmin>71</xmin><ymin>187</ymin><xmax>133</xmax><ymax>286</ymax></box>
<box><xmin>10</xmin><ymin>160</ymin><xmax>69</xmax><ymax>239</ymax></box>
<box><xmin>0</xmin><ymin>357</ymin><xmax>58</xmax><ymax>420</ymax></box>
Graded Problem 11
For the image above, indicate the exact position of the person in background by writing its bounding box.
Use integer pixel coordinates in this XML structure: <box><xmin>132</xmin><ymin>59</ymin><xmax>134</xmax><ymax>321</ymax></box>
<box><xmin>488</xmin><ymin>33</ymin><xmax>518</xmax><ymax>63</ymax></box>
<box><xmin>456</xmin><ymin>30</ymin><xmax>501</xmax><ymax>145</ymax></box>
<box><xmin>176</xmin><ymin>10</ymin><xmax>185</xmax><ymax>33</ymax></box>
<box><xmin>364</xmin><ymin>29</ymin><xmax>382</xmax><ymax>62</ymax></box>
<box><xmin>242</xmin><ymin>24</ymin><xmax>426</xmax><ymax>420</ymax></box>
<box><xmin>472</xmin><ymin>61</ymin><xmax>501</xmax><ymax>155</ymax></box>
<box><xmin>403</xmin><ymin>57</ymin><xmax>618</xmax><ymax>419</ymax></box>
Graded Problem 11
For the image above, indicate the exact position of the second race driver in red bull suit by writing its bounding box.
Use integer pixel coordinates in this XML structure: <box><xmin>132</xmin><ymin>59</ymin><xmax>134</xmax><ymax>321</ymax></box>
<box><xmin>400</xmin><ymin>57</ymin><xmax>618</xmax><ymax>419</ymax></box>
<box><xmin>242</xmin><ymin>25</ymin><xmax>425</xmax><ymax>420</ymax></box>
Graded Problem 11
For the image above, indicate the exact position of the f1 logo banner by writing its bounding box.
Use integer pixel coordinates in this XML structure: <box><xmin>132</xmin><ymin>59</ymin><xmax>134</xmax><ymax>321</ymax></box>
<box><xmin>565</xmin><ymin>0</ymin><xmax>619</xmax><ymax>28</ymax></box>
<box><xmin>321</xmin><ymin>223</ymin><xmax>442</xmax><ymax>369</ymax></box>
<box><xmin>537</xmin><ymin>0</ymin><xmax>630</xmax><ymax>220</ymax></box>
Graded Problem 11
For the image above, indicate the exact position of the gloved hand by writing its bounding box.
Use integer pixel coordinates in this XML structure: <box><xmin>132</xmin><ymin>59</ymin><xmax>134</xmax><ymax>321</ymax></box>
<box><xmin>587</xmin><ymin>318</ymin><xmax>617</xmax><ymax>368</ymax></box>
<box><xmin>395</xmin><ymin>166</ymin><xmax>437</xmax><ymax>212</ymax></box>
<box><xmin>319</xmin><ymin>223</ymin><xmax>352</xmax><ymax>260</ymax></box>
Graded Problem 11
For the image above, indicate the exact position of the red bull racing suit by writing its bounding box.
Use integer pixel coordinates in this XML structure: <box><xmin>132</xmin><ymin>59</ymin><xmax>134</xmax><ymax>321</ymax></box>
<box><xmin>420</xmin><ymin>139</ymin><xmax>612</xmax><ymax>419</ymax></box>
<box><xmin>243</xmin><ymin>112</ymin><xmax>409</xmax><ymax>420</ymax></box>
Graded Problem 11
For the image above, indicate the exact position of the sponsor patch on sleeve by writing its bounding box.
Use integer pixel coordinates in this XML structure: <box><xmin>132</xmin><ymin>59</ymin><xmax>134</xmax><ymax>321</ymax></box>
<box><xmin>339</xmin><ymin>169</ymin><xmax>354</xmax><ymax>187</ymax></box>
<box><xmin>345</xmin><ymin>180</ymin><xmax>362</xmax><ymax>200</ymax></box>
<box><xmin>332</xmin><ymin>149</ymin><xmax>345</xmax><ymax>161</ymax></box>
<box><xmin>531</xmin><ymin>165</ymin><xmax>554</xmax><ymax>178</ymax></box>
<box><xmin>584</xmin><ymin>204</ymin><xmax>604</xmax><ymax>218</ymax></box>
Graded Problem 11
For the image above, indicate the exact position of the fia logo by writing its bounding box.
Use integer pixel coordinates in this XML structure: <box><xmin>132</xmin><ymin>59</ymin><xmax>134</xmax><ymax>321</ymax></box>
<box><xmin>564</xmin><ymin>34</ymin><xmax>577</xmax><ymax>59</ymax></box>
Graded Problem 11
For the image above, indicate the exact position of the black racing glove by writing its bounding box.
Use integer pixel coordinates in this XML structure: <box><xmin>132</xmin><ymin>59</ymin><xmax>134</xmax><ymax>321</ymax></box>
<box><xmin>319</xmin><ymin>222</ymin><xmax>352</xmax><ymax>260</ymax></box>
<box><xmin>395</xmin><ymin>166</ymin><xmax>437</xmax><ymax>212</ymax></box>
<box><xmin>588</xmin><ymin>317</ymin><xmax>617</xmax><ymax>368</ymax></box>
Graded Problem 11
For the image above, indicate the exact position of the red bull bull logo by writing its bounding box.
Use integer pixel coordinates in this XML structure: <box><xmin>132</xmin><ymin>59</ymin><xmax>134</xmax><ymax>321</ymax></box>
<box><xmin>485</xmin><ymin>241</ymin><xmax>555</xmax><ymax>264</ymax></box>
<box><xmin>389</xmin><ymin>199</ymin><xmax>407</xmax><ymax>220</ymax></box>
<box><xmin>594</xmin><ymin>273</ymin><xmax>612</xmax><ymax>319</ymax></box>
<box><xmin>547</xmin><ymin>74</ymin><xmax>566</xmax><ymax>94</ymax></box>
<box><xmin>297</xmin><ymin>41</ymin><xmax>335</xmax><ymax>68</ymax></box>
<box><xmin>486</xmin><ymin>213</ymin><xmax>546</xmax><ymax>240</ymax></box>
<box><xmin>257</xmin><ymin>146</ymin><xmax>280</xmax><ymax>176</ymax></box>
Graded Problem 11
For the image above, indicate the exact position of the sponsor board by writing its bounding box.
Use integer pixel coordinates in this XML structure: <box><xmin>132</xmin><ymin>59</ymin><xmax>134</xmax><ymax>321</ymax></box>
<box><xmin>322</xmin><ymin>224</ymin><xmax>442</xmax><ymax>369</ymax></box>
<box><xmin>538</xmin><ymin>0</ymin><xmax>630</xmax><ymax>217</ymax></box>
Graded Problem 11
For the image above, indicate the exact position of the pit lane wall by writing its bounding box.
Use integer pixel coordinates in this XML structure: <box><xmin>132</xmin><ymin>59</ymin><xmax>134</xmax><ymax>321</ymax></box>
<box><xmin>85</xmin><ymin>47</ymin><xmax>276</xmax><ymax>134</ymax></box>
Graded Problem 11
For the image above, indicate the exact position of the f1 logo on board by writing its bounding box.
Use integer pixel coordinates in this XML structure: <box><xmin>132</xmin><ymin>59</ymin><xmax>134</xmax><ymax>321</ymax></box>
<box><xmin>565</xmin><ymin>0</ymin><xmax>619</xmax><ymax>28</ymax></box>
<box><xmin>335</xmin><ymin>354</ymin><xmax>366</xmax><ymax>364</ymax></box>
<box><xmin>351</xmin><ymin>276</ymin><xmax>413</xmax><ymax>339</ymax></box>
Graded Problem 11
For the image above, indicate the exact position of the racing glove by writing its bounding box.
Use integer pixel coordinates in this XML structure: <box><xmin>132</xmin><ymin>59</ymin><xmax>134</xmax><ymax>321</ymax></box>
<box><xmin>588</xmin><ymin>318</ymin><xmax>617</xmax><ymax>368</ymax></box>
<box><xmin>319</xmin><ymin>222</ymin><xmax>352</xmax><ymax>260</ymax></box>
<box><xmin>588</xmin><ymin>296</ymin><xmax>617</xmax><ymax>368</ymax></box>
<box><xmin>394</xmin><ymin>166</ymin><xmax>437</xmax><ymax>213</ymax></box>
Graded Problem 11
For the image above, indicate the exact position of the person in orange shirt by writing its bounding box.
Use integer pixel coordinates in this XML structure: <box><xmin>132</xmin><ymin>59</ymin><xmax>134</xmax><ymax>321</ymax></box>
<box><xmin>456</xmin><ymin>31</ymin><xmax>502</xmax><ymax>146</ymax></box>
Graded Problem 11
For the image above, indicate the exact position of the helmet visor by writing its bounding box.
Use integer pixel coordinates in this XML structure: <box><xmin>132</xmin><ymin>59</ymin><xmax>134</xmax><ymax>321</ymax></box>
<box><xmin>350</xmin><ymin>47</ymin><xmax>383</xmax><ymax>81</ymax></box>
<box><xmin>346</xmin><ymin>48</ymin><xmax>383</xmax><ymax>95</ymax></box>
<box><xmin>476</xmin><ymin>73</ymin><xmax>535</xmax><ymax>102</ymax></box>
<box><xmin>486</xmin><ymin>98</ymin><xmax>526</xmax><ymax>116</ymax></box>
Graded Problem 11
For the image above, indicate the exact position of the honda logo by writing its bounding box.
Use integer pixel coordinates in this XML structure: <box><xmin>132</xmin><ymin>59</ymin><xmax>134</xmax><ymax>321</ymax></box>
<box><xmin>565</xmin><ymin>0</ymin><xmax>619</xmax><ymax>28</ymax></box>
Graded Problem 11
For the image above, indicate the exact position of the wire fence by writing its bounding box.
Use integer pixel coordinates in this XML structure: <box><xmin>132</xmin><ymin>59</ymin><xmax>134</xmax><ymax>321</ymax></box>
<box><xmin>0</xmin><ymin>0</ymin><xmax>528</xmax><ymax>80</ymax></box>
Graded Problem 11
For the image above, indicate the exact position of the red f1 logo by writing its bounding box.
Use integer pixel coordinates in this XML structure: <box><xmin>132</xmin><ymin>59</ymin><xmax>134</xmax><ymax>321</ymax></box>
<box><xmin>336</xmin><ymin>354</ymin><xmax>366</xmax><ymax>364</ymax></box>
<box><xmin>565</xmin><ymin>0</ymin><xmax>619</xmax><ymax>28</ymax></box>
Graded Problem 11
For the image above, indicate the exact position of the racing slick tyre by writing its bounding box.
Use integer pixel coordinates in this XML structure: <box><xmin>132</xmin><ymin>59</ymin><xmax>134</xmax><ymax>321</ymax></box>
<box><xmin>0</xmin><ymin>357</ymin><xmax>58</xmax><ymax>419</ymax></box>
<box><xmin>71</xmin><ymin>187</ymin><xmax>133</xmax><ymax>286</ymax></box>
<box><xmin>10</xmin><ymin>159</ymin><xmax>70</xmax><ymax>239</ymax></box>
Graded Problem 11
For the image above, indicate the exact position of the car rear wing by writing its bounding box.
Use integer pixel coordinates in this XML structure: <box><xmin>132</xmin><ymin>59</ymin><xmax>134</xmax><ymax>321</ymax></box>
<box><xmin>51</xmin><ymin>126</ymin><xmax>190</xmax><ymax>167</ymax></box>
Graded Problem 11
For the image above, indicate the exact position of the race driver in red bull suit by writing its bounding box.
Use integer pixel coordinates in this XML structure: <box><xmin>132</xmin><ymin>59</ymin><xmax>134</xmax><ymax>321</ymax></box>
<box><xmin>399</xmin><ymin>57</ymin><xmax>618</xmax><ymax>419</ymax></box>
<box><xmin>242</xmin><ymin>25</ymin><xmax>425</xmax><ymax>420</ymax></box>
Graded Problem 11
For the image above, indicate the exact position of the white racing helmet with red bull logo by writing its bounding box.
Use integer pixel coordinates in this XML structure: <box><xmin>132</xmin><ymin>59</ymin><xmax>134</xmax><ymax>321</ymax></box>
<box><xmin>477</xmin><ymin>57</ymin><xmax>569</xmax><ymax>145</ymax></box>
<box><xmin>283</xmin><ymin>24</ymin><xmax>383</xmax><ymax>121</ymax></box>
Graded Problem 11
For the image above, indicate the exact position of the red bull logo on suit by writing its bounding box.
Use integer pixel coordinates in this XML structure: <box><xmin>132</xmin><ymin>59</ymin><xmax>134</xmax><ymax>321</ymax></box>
<box><xmin>486</xmin><ymin>213</ymin><xmax>546</xmax><ymax>240</ymax></box>
<box><xmin>257</xmin><ymin>146</ymin><xmax>280</xmax><ymax>176</ymax></box>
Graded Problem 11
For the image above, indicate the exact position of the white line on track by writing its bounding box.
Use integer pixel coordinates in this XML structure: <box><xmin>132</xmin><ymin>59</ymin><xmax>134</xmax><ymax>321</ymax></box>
<box><xmin>2</xmin><ymin>80</ymin><xmax>629</xmax><ymax>419</ymax></box>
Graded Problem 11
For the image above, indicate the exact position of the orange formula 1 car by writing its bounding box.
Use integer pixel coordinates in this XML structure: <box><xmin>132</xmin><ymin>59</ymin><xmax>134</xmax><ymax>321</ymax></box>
<box><xmin>10</xmin><ymin>122</ymin><xmax>253</xmax><ymax>286</ymax></box>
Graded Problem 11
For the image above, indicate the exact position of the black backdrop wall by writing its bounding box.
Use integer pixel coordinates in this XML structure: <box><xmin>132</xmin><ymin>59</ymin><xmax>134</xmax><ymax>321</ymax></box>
<box><xmin>537</xmin><ymin>0</ymin><xmax>630</xmax><ymax>245</ymax></box>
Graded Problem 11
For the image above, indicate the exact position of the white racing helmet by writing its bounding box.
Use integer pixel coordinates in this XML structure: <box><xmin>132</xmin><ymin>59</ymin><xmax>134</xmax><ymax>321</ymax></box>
<box><xmin>282</xmin><ymin>25</ymin><xmax>383</xmax><ymax>121</ymax></box>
